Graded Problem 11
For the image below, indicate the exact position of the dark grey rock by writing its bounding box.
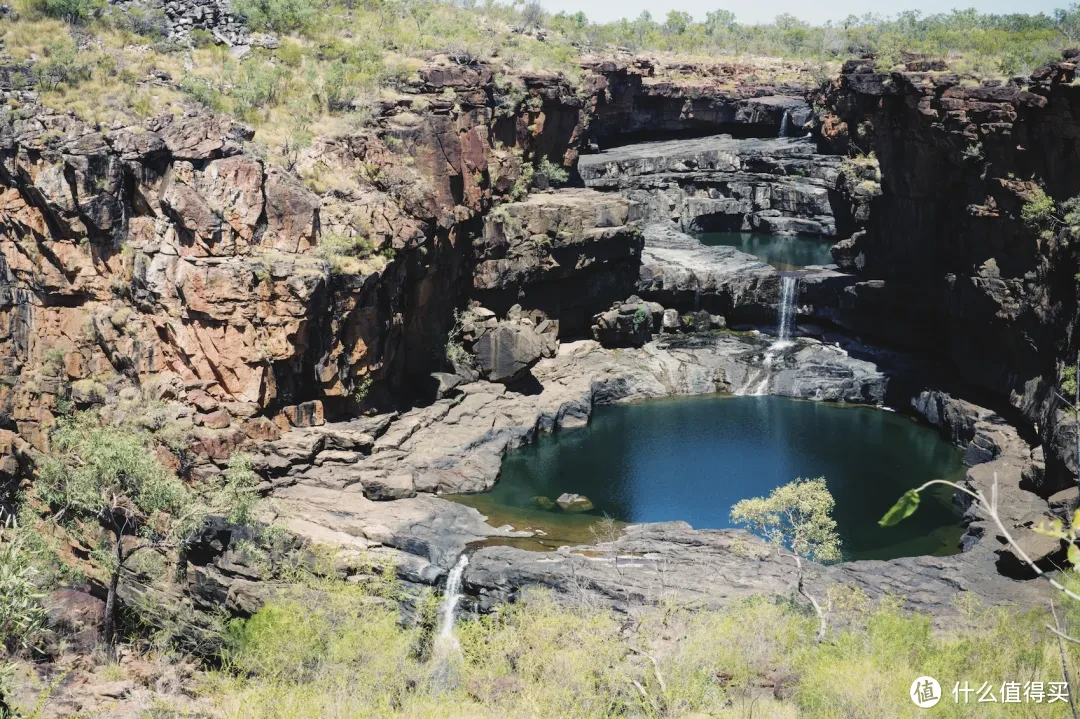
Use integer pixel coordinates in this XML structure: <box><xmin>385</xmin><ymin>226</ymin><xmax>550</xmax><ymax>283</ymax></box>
<box><xmin>473</xmin><ymin>321</ymin><xmax>544</xmax><ymax>383</ymax></box>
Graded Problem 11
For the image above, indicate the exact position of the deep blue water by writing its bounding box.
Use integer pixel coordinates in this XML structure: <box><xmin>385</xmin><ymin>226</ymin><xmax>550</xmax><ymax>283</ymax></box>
<box><xmin>696</xmin><ymin>231</ymin><xmax>834</xmax><ymax>270</ymax></box>
<box><xmin>457</xmin><ymin>395</ymin><xmax>966</xmax><ymax>561</ymax></box>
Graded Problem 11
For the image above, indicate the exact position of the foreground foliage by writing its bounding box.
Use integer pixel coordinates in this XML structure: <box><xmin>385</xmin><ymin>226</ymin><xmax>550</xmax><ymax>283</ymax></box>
<box><xmin>203</xmin><ymin>578</ymin><xmax>1080</xmax><ymax>718</ymax></box>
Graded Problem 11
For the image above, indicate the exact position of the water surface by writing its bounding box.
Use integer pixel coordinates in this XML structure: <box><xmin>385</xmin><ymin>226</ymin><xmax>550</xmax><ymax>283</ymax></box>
<box><xmin>696</xmin><ymin>232</ymin><xmax>834</xmax><ymax>270</ymax></box>
<box><xmin>452</xmin><ymin>395</ymin><xmax>966</xmax><ymax>561</ymax></box>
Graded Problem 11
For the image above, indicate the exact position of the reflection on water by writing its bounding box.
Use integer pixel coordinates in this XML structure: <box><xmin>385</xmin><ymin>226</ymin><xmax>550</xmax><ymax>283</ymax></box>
<box><xmin>450</xmin><ymin>395</ymin><xmax>966</xmax><ymax>561</ymax></box>
<box><xmin>696</xmin><ymin>231</ymin><xmax>834</xmax><ymax>270</ymax></box>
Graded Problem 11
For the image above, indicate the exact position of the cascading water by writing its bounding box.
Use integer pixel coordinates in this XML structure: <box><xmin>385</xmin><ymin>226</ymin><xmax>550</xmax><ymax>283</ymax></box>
<box><xmin>435</xmin><ymin>554</ymin><xmax>469</xmax><ymax>655</ymax></box>
<box><xmin>778</xmin><ymin>111</ymin><xmax>792</xmax><ymax>138</ymax></box>
<box><xmin>776</xmin><ymin>275</ymin><xmax>797</xmax><ymax>343</ymax></box>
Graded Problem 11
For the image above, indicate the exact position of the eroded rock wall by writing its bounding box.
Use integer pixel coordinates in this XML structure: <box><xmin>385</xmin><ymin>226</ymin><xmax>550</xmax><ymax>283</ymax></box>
<box><xmin>0</xmin><ymin>59</ymin><xmax>601</xmax><ymax>467</ymax></box>
<box><xmin>816</xmin><ymin>56</ymin><xmax>1080</xmax><ymax>491</ymax></box>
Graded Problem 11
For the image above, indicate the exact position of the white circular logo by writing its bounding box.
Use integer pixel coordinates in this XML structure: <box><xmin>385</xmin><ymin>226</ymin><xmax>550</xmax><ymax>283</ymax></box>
<box><xmin>910</xmin><ymin>676</ymin><xmax>941</xmax><ymax>708</ymax></box>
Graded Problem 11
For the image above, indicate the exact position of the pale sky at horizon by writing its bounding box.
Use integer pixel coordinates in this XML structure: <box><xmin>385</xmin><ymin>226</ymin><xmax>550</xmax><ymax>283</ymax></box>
<box><xmin>542</xmin><ymin>0</ymin><xmax>1068</xmax><ymax>25</ymax></box>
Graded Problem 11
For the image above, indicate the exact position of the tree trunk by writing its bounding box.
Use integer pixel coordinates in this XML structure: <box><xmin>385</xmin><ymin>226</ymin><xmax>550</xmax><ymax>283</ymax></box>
<box><xmin>101</xmin><ymin>547</ymin><xmax>122</xmax><ymax>660</ymax></box>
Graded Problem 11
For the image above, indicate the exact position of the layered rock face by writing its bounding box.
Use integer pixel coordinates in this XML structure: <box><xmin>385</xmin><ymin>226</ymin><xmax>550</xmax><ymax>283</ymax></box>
<box><xmin>815</xmin><ymin>56</ymin><xmax>1080</xmax><ymax>492</ymax></box>
<box><xmin>471</xmin><ymin>188</ymin><xmax>643</xmax><ymax>333</ymax></box>
<box><xmin>583</xmin><ymin>57</ymin><xmax>815</xmax><ymax>145</ymax></box>
<box><xmin>579</xmin><ymin>135</ymin><xmax>854</xmax><ymax>237</ymax></box>
<box><xmin>0</xmin><ymin>59</ymin><xmax>597</xmax><ymax>462</ymax></box>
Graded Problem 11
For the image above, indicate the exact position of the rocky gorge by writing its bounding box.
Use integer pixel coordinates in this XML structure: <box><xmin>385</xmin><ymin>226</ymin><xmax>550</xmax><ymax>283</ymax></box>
<box><xmin>2</xmin><ymin>44</ymin><xmax>1079</xmax><ymax>647</ymax></box>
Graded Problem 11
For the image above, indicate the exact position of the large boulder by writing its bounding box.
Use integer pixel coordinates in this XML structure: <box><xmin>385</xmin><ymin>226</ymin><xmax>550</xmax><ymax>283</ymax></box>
<box><xmin>591</xmin><ymin>296</ymin><xmax>662</xmax><ymax>348</ymax></box>
<box><xmin>458</xmin><ymin>305</ymin><xmax>559</xmax><ymax>384</ymax></box>
<box><xmin>473</xmin><ymin>322</ymin><xmax>544</xmax><ymax>383</ymax></box>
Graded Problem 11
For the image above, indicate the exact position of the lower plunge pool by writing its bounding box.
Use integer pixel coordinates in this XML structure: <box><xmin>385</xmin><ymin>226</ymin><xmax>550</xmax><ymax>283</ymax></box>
<box><xmin>450</xmin><ymin>395</ymin><xmax>967</xmax><ymax>561</ymax></box>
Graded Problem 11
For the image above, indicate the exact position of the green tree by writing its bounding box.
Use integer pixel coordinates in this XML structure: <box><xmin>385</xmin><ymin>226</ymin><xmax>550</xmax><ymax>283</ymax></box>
<box><xmin>36</xmin><ymin>413</ymin><xmax>205</xmax><ymax>656</ymax></box>
<box><xmin>704</xmin><ymin>9</ymin><xmax>736</xmax><ymax>36</ymax></box>
<box><xmin>663</xmin><ymin>10</ymin><xmax>691</xmax><ymax>36</ymax></box>
<box><xmin>731</xmin><ymin>477</ymin><xmax>841</xmax><ymax>640</ymax></box>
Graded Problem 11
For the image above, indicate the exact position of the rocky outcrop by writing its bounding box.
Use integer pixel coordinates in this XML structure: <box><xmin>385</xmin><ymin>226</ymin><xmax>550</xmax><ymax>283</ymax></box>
<box><xmin>461</xmin><ymin>306</ymin><xmax>558</xmax><ymax>383</ymax></box>
<box><xmin>472</xmin><ymin>189</ymin><xmax>643</xmax><ymax>333</ymax></box>
<box><xmin>0</xmin><ymin>54</ymin><xmax>604</xmax><ymax>461</ymax></box>
<box><xmin>582</xmin><ymin>56</ymin><xmax>817</xmax><ymax>146</ymax></box>
<box><xmin>464</xmin><ymin>522</ymin><xmax>1044</xmax><ymax>622</ymax></box>
<box><xmin>814</xmin><ymin>55</ymin><xmax>1080</xmax><ymax>494</ymax></box>
<box><xmin>590</xmin><ymin>296</ymin><xmax>662</xmax><ymax>348</ymax></box>
<box><xmin>579</xmin><ymin>135</ymin><xmax>856</xmax><ymax>237</ymax></box>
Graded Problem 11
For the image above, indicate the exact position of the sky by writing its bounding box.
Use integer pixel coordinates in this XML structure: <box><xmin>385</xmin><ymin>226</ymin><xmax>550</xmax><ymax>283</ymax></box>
<box><xmin>540</xmin><ymin>0</ymin><xmax>1067</xmax><ymax>25</ymax></box>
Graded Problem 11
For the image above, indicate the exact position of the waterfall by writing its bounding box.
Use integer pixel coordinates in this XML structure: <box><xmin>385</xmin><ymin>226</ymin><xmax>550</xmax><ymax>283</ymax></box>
<box><xmin>776</xmin><ymin>275</ymin><xmax>797</xmax><ymax>342</ymax></box>
<box><xmin>436</xmin><ymin>554</ymin><xmax>469</xmax><ymax>654</ymax></box>
<box><xmin>736</xmin><ymin>366</ymin><xmax>770</xmax><ymax>396</ymax></box>
<box><xmin>778</xmin><ymin>111</ymin><xmax>792</xmax><ymax>138</ymax></box>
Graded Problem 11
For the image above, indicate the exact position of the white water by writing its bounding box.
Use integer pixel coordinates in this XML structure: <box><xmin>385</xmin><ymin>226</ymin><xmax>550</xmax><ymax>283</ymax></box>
<box><xmin>778</xmin><ymin>111</ymin><xmax>792</xmax><ymax>138</ymax></box>
<box><xmin>741</xmin><ymin>367</ymin><xmax>770</xmax><ymax>396</ymax></box>
<box><xmin>776</xmin><ymin>275</ymin><xmax>797</xmax><ymax>342</ymax></box>
<box><xmin>435</xmin><ymin>554</ymin><xmax>469</xmax><ymax>654</ymax></box>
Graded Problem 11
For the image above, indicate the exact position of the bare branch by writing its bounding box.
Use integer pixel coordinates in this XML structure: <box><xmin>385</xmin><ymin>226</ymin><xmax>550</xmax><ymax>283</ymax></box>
<box><xmin>1046</xmin><ymin>624</ymin><xmax>1080</xmax><ymax>646</ymax></box>
<box><xmin>628</xmin><ymin>646</ymin><xmax>668</xmax><ymax>695</ymax></box>
<box><xmin>913</xmin><ymin>476</ymin><xmax>1080</xmax><ymax>605</ymax></box>
<box><xmin>630</xmin><ymin>679</ymin><xmax>661</xmax><ymax>714</ymax></box>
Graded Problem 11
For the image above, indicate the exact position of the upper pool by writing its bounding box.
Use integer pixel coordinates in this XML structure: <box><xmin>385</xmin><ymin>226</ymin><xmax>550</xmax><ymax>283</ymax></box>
<box><xmin>452</xmin><ymin>395</ymin><xmax>966</xmax><ymax>561</ymax></box>
<box><xmin>696</xmin><ymin>231</ymin><xmax>835</xmax><ymax>270</ymax></box>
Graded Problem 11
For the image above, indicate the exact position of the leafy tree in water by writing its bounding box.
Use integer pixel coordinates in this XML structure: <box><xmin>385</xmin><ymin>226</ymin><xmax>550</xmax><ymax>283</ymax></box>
<box><xmin>730</xmin><ymin>477</ymin><xmax>841</xmax><ymax>640</ymax></box>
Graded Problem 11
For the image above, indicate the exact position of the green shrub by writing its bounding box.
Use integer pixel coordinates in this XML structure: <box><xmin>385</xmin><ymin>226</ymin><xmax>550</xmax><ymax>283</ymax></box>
<box><xmin>1021</xmin><ymin>187</ymin><xmax>1058</xmax><ymax>229</ymax></box>
<box><xmin>179</xmin><ymin>76</ymin><xmax>221</xmax><ymax>110</ymax></box>
<box><xmin>314</xmin><ymin>233</ymin><xmax>376</xmax><ymax>275</ymax></box>
<box><xmin>232</xmin><ymin>0</ymin><xmax>318</xmax><ymax>34</ymax></box>
<box><xmin>209</xmin><ymin>576</ymin><xmax>1080</xmax><ymax>719</ymax></box>
<box><xmin>731</xmin><ymin>477</ymin><xmax>842</xmax><ymax>563</ymax></box>
<box><xmin>24</xmin><ymin>0</ymin><xmax>91</xmax><ymax>23</ymax></box>
<box><xmin>33</xmin><ymin>39</ymin><xmax>93</xmax><ymax>91</ymax></box>
<box><xmin>536</xmin><ymin>156</ymin><xmax>569</xmax><ymax>187</ymax></box>
<box><xmin>189</xmin><ymin>28</ymin><xmax>215</xmax><ymax>48</ymax></box>
<box><xmin>0</xmin><ymin>513</ymin><xmax>47</xmax><ymax>656</ymax></box>
<box><xmin>226</xmin><ymin>56</ymin><xmax>291</xmax><ymax>120</ymax></box>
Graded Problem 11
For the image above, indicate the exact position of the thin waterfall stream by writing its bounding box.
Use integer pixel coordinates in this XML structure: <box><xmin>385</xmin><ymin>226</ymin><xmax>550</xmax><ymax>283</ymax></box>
<box><xmin>734</xmin><ymin>275</ymin><xmax>798</xmax><ymax>395</ymax></box>
<box><xmin>776</xmin><ymin>275</ymin><xmax>797</xmax><ymax>344</ymax></box>
<box><xmin>778</xmin><ymin>110</ymin><xmax>792</xmax><ymax>137</ymax></box>
<box><xmin>434</xmin><ymin>554</ymin><xmax>469</xmax><ymax>657</ymax></box>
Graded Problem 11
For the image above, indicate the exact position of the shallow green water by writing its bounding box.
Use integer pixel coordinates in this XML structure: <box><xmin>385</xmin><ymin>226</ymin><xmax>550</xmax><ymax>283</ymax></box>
<box><xmin>696</xmin><ymin>231</ymin><xmax>835</xmax><ymax>270</ymax></box>
<box><xmin>452</xmin><ymin>395</ymin><xmax>967</xmax><ymax>561</ymax></box>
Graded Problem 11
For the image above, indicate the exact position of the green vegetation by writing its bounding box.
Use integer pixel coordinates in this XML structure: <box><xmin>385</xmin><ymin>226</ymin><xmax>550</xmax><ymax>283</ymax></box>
<box><xmin>732</xmin><ymin>477</ymin><xmax>842</xmax><ymax>640</ymax></box>
<box><xmin>1020</xmin><ymin>187</ymin><xmax>1080</xmax><ymax>242</ymax></box>
<box><xmin>0</xmin><ymin>514</ymin><xmax>47</xmax><ymax>658</ymax></box>
<box><xmin>731</xmin><ymin>477</ymin><xmax>842</xmax><ymax>563</ymax></box>
<box><xmin>313</xmin><ymin>233</ymin><xmax>379</xmax><ymax>275</ymax></box>
<box><xmin>32</xmin><ymin>411</ymin><xmax>263</xmax><ymax>656</ymax></box>
<box><xmin>536</xmin><ymin>156</ymin><xmax>570</xmax><ymax>187</ymax></box>
<box><xmin>196</xmin><ymin>570</ymin><xmax>1080</xmax><ymax>718</ymax></box>
<box><xmin>35</xmin><ymin>412</ymin><xmax>196</xmax><ymax>653</ymax></box>
<box><xmin>1022</xmin><ymin>187</ymin><xmax>1060</xmax><ymax>230</ymax></box>
<box><xmin>7</xmin><ymin>1</ymin><xmax>1080</xmax><ymax>166</ymax></box>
